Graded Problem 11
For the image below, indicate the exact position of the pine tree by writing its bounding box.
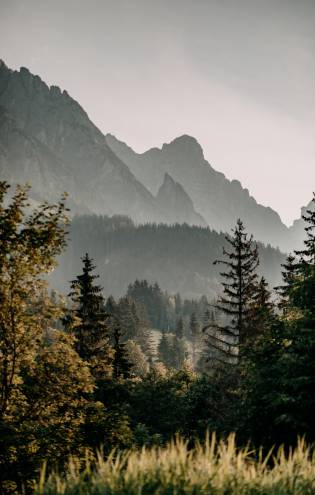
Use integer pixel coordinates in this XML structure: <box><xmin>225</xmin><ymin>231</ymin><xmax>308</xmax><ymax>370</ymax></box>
<box><xmin>276</xmin><ymin>253</ymin><xmax>297</xmax><ymax>312</ymax></box>
<box><xmin>65</xmin><ymin>253</ymin><xmax>112</xmax><ymax>374</ymax></box>
<box><xmin>158</xmin><ymin>330</ymin><xmax>172</xmax><ymax>367</ymax></box>
<box><xmin>242</xmin><ymin>196</ymin><xmax>315</xmax><ymax>443</ymax></box>
<box><xmin>249</xmin><ymin>276</ymin><xmax>275</xmax><ymax>338</ymax></box>
<box><xmin>292</xmin><ymin>194</ymin><xmax>315</xmax><ymax>312</ymax></box>
<box><xmin>112</xmin><ymin>322</ymin><xmax>132</xmax><ymax>380</ymax></box>
<box><xmin>131</xmin><ymin>300</ymin><xmax>153</xmax><ymax>357</ymax></box>
<box><xmin>205</xmin><ymin>219</ymin><xmax>259</xmax><ymax>366</ymax></box>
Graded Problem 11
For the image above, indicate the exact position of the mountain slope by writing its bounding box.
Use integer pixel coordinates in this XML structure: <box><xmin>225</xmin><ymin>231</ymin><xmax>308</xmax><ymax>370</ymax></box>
<box><xmin>288</xmin><ymin>198</ymin><xmax>315</xmax><ymax>250</ymax></box>
<box><xmin>106</xmin><ymin>133</ymin><xmax>290</xmax><ymax>249</ymax></box>
<box><xmin>0</xmin><ymin>60</ymin><xmax>202</xmax><ymax>226</ymax></box>
<box><xmin>50</xmin><ymin>214</ymin><xmax>286</xmax><ymax>299</ymax></box>
<box><xmin>156</xmin><ymin>173</ymin><xmax>206</xmax><ymax>226</ymax></box>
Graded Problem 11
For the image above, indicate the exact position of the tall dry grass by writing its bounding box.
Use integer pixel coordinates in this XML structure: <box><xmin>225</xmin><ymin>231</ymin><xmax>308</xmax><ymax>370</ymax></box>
<box><xmin>36</xmin><ymin>433</ymin><xmax>315</xmax><ymax>494</ymax></box>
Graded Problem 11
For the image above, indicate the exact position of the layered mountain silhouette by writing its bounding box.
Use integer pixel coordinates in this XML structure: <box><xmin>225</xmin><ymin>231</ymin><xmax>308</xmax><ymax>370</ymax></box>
<box><xmin>0</xmin><ymin>60</ymin><xmax>311</xmax><ymax>252</ymax></box>
<box><xmin>106</xmin><ymin>133</ymin><xmax>291</xmax><ymax>249</ymax></box>
<box><xmin>0</xmin><ymin>60</ymin><xmax>204</xmax><ymax>226</ymax></box>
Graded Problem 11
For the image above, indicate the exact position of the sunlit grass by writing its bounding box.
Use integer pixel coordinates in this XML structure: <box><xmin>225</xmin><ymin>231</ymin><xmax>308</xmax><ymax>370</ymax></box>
<box><xmin>36</xmin><ymin>433</ymin><xmax>315</xmax><ymax>494</ymax></box>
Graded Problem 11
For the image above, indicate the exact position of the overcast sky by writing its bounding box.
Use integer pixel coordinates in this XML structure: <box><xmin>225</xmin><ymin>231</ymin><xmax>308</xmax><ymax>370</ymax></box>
<box><xmin>1</xmin><ymin>0</ymin><xmax>314</xmax><ymax>225</ymax></box>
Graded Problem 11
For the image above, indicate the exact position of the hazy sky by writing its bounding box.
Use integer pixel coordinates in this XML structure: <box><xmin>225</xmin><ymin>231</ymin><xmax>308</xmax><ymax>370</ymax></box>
<box><xmin>1</xmin><ymin>0</ymin><xmax>314</xmax><ymax>225</ymax></box>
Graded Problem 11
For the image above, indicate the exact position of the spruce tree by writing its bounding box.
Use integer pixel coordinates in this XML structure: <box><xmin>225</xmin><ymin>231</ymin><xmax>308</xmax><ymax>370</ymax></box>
<box><xmin>112</xmin><ymin>322</ymin><xmax>133</xmax><ymax>380</ymax></box>
<box><xmin>292</xmin><ymin>194</ymin><xmax>315</xmax><ymax>312</ymax></box>
<box><xmin>65</xmin><ymin>253</ymin><xmax>112</xmax><ymax>374</ymax></box>
<box><xmin>276</xmin><ymin>253</ymin><xmax>297</xmax><ymax>312</ymax></box>
<box><xmin>251</xmin><ymin>276</ymin><xmax>275</xmax><ymax>336</ymax></box>
<box><xmin>158</xmin><ymin>330</ymin><xmax>172</xmax><ymax>367</ymax></box>
<box><xmin>205</xmin><ymin>219</ymin><xmax>259</xmax><ymax>366</ymax></box>
<box><xmin>243</xmin><ymin>196</ymin><xmax>315</xmax><ymax>443</ymax></box>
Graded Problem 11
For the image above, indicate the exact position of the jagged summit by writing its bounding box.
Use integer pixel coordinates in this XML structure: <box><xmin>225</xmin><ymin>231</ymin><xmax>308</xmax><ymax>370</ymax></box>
<box><xmin>0</xmin><ymin>61</ymin><xmax>308</xmax><ymax>250</ymax></box>
<box><xmin>161</xmin><ymin>172</ymin><xmax>176</xmax><ymax>186</ymax></box>
<box><xmin>163</xmin><ymin>134</ymin><xmax>203</xmax><ymax>151</ymax></box>
<box><xmin>0</xmin><ymin>59</ymin><xmax>8</xmax><ymax>69</ymax></box>
<box><xmin>107</xmin><ymin>133</ymin><xmax>291</xmax><ymax>250</ymax></box>
<box><xmin>0</xmin><ymin>61</ymin><xmax>207</xmax><ymax>228</ymax></box>
<box><xmin>156</xmin><ymin>173</ymin><xmax>206</xmax><ymax>227</ymax></box>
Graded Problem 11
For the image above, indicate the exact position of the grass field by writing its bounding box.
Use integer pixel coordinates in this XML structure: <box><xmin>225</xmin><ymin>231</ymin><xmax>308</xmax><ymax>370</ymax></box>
<box><xmin>36</xmin><ymin>434</ymin><xmax>315</xmax><ymax>494</ymax></box>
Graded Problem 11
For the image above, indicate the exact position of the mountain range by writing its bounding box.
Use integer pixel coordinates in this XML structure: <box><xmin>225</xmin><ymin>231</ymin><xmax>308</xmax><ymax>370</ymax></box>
<box><xmin>0</xmin><ymin>60</ymin><xmax>311</xmax><ymax>253</ymax></box>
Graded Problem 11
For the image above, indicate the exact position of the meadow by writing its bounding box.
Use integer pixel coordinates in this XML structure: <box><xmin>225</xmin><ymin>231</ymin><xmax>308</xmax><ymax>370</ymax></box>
<box><xmin>37</xmin><ymin>434</ymin><xmax>315</xmax><ymax>495</ymax></box>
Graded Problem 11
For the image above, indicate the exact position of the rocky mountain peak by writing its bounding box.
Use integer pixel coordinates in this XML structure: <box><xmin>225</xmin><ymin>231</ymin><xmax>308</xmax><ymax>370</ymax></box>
<box><xmin>161</xmin><ymin>172</ymin><xmax>176</xmax><ymax>187</ymax></box>
<box><xmin>0</xmin><ymin>59</ymin><xmax>9</xmax><ymax>71</ymax></box>
<box><xmin>162</xmin><ymin>134</ymin><xmax>204</xmax><ymax>161</ymax></box>
<box><xmin>156</xmin><ymin>173</ymin><xmax>206</xmax><ymax>227</ymax></box>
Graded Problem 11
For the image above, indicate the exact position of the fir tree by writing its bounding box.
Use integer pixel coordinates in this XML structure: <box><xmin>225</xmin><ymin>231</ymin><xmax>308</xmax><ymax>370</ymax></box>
<box><xmin>158</xmin><ymin>330</ymin><xmax>172</xmax><ymax>367</ymax></box>
<box><xmin>65</xmin><ymin>253</ymin><xmax>112</xmax><ymax>374</ymax></box>
<box><xmin>242</xmin><ymin>197</ymin><xmax>315</xmax><ymax>443</ymax></box>
<box><xmin>205</xmin><ymin>219</ymin><xmax>259</xmax><ymax>366</ymax></box>
<box><xmin>112</xmin><ymin>322</ymin><xmax>132</xmax><ymax>380</ymax></box>
<box><xmin>251</xmin><ymin>276</ymin><xmax>275</xmax><ymax>336</ymax></box>
<box><xmin>292</xmin><ymin>194</ymin><xmax>315</xmax><ymax>312</ymax></box>
<box><xmin>276</xmin><ymin>253</ymin><xmax>297</xmax><ymax>312</ymax></box>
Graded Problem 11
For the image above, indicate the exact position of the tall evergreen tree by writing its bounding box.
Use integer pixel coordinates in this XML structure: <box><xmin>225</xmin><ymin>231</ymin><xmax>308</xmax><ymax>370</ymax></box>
<box><xmin>205</xmin><ymin>219</ymin><xmax>259</xmax><ymax>366</ymax></box>
<box><xmin>112</xmin><ymin>322</ymin><xmax>132</xmax><ymax>380</ymax></box>
<box><xmin>251</xmin><ymin>276</ymin><xmax>275</xmax><ymax>336</ymax></box>
<box><xmin>158</xmin><ymin>330</ymin><xmax>172</xmax><ymax>367</ymax></box>
<box><xmin>276</xmin><ymin>253</ymin><xmax>297</xmax><ymax>312</ymax></box>
<box><xmin>243</xmin><ymin>196</ymin><xmax>315</xmax><ymax>444</ymax></box>
<box><xmin>291</xmin><ymin>195</ymin><xmax>315</xmax><ymax>312</ymax></box>
<box><xmin>65</xmin><ymin>253</ymin><xmax>112</xmax><ymax>374</ymax></box>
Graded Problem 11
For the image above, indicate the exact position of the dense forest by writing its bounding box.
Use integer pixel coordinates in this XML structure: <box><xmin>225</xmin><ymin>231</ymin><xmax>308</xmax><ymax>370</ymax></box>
<box><xmin>51</xmin><ymin>214</ymin><xmax>285</xmax><ymax>298</ymax></box>
<box><xmin>1</xmin><ymin>181</ymin><xmax>315</xmax><ymax>494</ymax></box>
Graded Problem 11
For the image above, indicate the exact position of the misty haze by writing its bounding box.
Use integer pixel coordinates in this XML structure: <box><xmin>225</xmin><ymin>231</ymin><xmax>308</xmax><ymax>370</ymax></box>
<box><xmin>0</xmin><ymin>1</ymin><xmax>315</xmax><ymax>494</ymax></box>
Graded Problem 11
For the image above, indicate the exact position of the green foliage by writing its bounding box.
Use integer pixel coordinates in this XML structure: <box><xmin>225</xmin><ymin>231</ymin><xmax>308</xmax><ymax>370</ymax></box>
<box><xmin>64</xmin><ymin>253</ymin><xmax>113</xmax><ymax>377</ymax></box>
<box><xmin>112</xmin><ymin>323</ymin><xmax>133</xmax><ymax>380</ymax></box>
<box><xmin>242</xmin><ymin>195</ymin><xmax>315</xmax><ymax>445</ymax></box>
<box><xmin>53</xmin><ymin>214</ymin><xmax>284</xmax><ymax>303</ymax></box>
<box><xmin>0</xmin><ymin>182</ymin><xmax>69</xmax><ymax>421</ymax></box>
<box><xmin>0</xmin><ymin>182</ymin><xmax>94</xmax><ymax>493</ymax></box>
<box><xmin>125</xmin><ymin>340</ymin><xmax>149</xmax><ymax>377</ymax></box>
<box><xmin>204</xmin><ymin>219</ymin><xmax>260</xmax><ymax>368</ymax></box>
<box><xmin>1</xmin><ymin>181</ymin><xmax>315</xmax><ymax>494</ymax></box>
<box><xmin>128</xmin><ymin>370</ymin><xmax>193</xmax><ymax>442</ymax></box>
<box><xmin>82</xmin><ymin>401</ymin><xmax>133</xmax><ymax>453</ymax></box>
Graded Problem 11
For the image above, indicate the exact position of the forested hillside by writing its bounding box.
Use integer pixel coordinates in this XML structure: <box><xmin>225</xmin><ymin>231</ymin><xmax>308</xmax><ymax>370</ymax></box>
<box><xmin>1</xmin><ymin>182</ymin><xmax>315</xmax><ymax>494</ymax></box>
<box><xmin>51</xmin><ymin>214</ymin><xmax>285</xmax><ymax>298</ymax></box>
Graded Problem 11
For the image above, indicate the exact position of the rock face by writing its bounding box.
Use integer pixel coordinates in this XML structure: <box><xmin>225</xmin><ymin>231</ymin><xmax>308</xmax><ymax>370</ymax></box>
<box><xmin>0</xmin><ymin>60</ymin><xmax>311</xmax><ymax>251</ymax></box>
<box><xmin>156</xmin><ymin>173</ymin><xmax>206</xmax><ymax>226</ymax></box>
<box><xmin>106</xmin><ymin>133</ymin><xmax>290</xmax><ymax>250</ymax></box>
<box><xmin>0</xmin><ymin>60</ymin><xmax>204</xmax><ymax>226</ymax></box>
<box><xmin>288</xmin><ymin>198</ymin><xmax>315</xmax><ymax>250</ymax></box>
